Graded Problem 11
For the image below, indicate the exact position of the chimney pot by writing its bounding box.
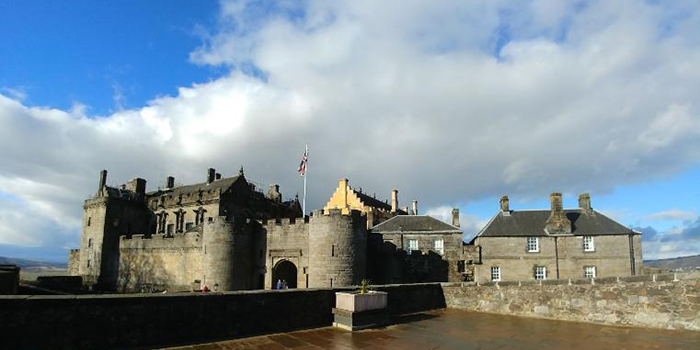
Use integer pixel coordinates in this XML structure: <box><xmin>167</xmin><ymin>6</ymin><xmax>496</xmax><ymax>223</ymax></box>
<box><xmin>579</xmin><ymin>193</ymin><xmax>592</xmax><ymax>213</ymax></box>
<box><xmin>500</xmin><ymin>195</ymin><xmax>510</xmax><ymax>213</ymax></box>
<box><xmin>207</xmin><ymin>168</ymin><xmax>215</xmax><ymax>184</ymax></box>
<box><xmin>391</xmin><ymin>189</ymin><xmax>399</xmax><ymax>213</ymax></box>
<box><xmin>98</xmin><ymin>170</ymin><xmax>108</xmax><ymax>191</ymax></box>
<box><xmin>166</xmin><ymin>176</ymin><xmax>175</xmax><ymax>189</ymax></box>
<box><xmin>452</xmin><ymin>208</ymin><xmax>460</xmax><ymax>227</ymax></box>
<box><xmin>412</xmin><ymin>200</ymin><xmax>418</xmax><ymax>215</ymax></box>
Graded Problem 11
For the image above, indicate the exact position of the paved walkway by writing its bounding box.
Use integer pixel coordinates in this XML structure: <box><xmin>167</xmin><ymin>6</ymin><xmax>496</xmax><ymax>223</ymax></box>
<box><xmin>165</xmin><ymin>309</ymin><xmax>700</xmax><ymax>350</ymax></box>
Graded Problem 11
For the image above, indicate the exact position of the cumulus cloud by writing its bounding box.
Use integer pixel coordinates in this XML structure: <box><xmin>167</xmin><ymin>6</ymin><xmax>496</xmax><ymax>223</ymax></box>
<box><xmin>640</xmin><ymin>217</ymin><xmax>700</xmax><ymax>260</ymax></box>
<box><xmin>1</xmin><ymin>0</ymin><xmax>700</xmax><ymax>259</ymax></box>
<box><xmin>425</xmin><ymin>206</ymin><xmax>490</xmax><ymax>242</ymax></box>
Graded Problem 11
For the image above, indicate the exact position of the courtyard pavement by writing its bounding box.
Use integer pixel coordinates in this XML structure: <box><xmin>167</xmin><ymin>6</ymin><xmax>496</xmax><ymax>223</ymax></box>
<box><xmin>164</xmin><ymin>309</ymin><xmax>700</xmax><ymax>350</ymax></box>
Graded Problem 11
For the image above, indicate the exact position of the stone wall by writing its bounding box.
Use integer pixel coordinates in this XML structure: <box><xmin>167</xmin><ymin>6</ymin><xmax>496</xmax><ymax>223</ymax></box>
<box><xmin>0</xmin><ymin>265</ymin><xmax>19</xmax><ymax>295</ymax></box>
<box><xmin>263</xmin><ymin>217</ymin><xmax>310</xmax><ymax>289</ymax></box>
<box><xmin>67</xmin><ymin>249</ymin><xmax>80</xmax><ymax>275</ymax></box>
<box><xmin>118</xmin><ymin>232</ymin><xmax>202</xmax><ymax>292</ymax></box>
<box><xmin>0</xmin><ymin>283</ymin><xmax>445</xmax><ymax>350</ymax></box>
<box><xmin>442</xmin><ymin>271</ymin><xmax>700</xmax><ymax>331</ymax></box>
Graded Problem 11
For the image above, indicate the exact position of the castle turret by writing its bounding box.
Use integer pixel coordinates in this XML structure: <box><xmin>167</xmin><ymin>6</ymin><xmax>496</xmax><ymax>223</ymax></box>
<box><xmin>308</xmin><ymin>209</ymin><xmax>367</xmax><ymax>288</ymax></box>
<box><xmin>202</xmin><ymin>217</ymin><xmax>252</xmax><ymax>291</ymax></box>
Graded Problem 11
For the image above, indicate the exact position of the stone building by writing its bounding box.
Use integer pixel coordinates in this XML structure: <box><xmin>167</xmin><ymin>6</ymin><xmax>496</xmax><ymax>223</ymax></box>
<box><xmin>469</xmin><ymin>193</ymin><xmax>643</xmax><ymax>283</ymax></box>
<box><xmin>69</xmin><ymin>172</ymin><xmax>470</xmax><ymax>292</ymax></box>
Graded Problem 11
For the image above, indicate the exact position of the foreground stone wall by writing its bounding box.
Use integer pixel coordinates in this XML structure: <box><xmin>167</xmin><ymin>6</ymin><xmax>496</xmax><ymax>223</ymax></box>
<box><xmin>0</xmin><ymin>283</ymin><xmax>445</xmax><ymax>350</ymax></box>
<box><xmin>443</xmin><ymin>271</ymin><xmax>700</xmax><ymax>331</ymax></box>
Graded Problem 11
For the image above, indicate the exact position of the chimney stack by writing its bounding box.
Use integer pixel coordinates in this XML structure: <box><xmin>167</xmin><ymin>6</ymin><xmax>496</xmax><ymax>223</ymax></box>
<box><xmin>452</xmin><ymin>208</ymin><xmax>460</xmax><ymax>227</ymax></box>
<box><xmin>545</xmin><ymin>192</ymin><xmax>572</xmax><ymax>234</ymax></box>
<box><xmin>98</xmin><ymin>170</ymin><xmax>108</xmax><ymax>191</ymax></box>
<box><xmin>500</xmin><ymin>195</ymin><xmax>510</xmax><ymax>213</ymax></box>
<box><xmin>207</xmin><ymin>168</ymin><xmax>216</xmax><ymax>184</ymax></box>
<box><xmin>391</xmin><ymin>189</ymin><xmax>398</xmax><ymax>213</ymax></box>
<box><xmin>339</xmin><ymin>179</ymin><xmax>349</xmax><ymax>208</ymax></box>
<box><xmin>412</xmin><ymin>200</ymin><xmax>418</xmax><ymax>215</ymax></box>
<box><xmin>166</xmin><ymin>176</ymin><xmax>175</xmax><ymax>189</ymax></box>
<box><xmin>579</xmin><ymin>193</ymin><xmax>592</xmax><ymax>213</ymax></box>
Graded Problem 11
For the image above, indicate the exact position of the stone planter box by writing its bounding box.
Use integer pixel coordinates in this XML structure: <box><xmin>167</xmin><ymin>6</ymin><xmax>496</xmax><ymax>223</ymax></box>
<box><xmin>333</xmin><ymin>291</ymin><xmax>388</xmax><ymax>331</ymax></box>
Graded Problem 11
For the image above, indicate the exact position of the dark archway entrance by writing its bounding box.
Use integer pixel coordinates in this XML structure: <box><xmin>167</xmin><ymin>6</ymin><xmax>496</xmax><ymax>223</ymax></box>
<box><xmin>272</xmin><ymin>260</ymin><xmax>297</xmax><ymax>289</ymax></box>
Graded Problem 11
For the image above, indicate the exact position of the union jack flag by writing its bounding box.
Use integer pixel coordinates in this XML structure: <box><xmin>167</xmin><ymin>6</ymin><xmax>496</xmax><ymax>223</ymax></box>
<box><xmin>298</xmin><ymin>146</ymin><xmax>308</xmax><ymax>176</ymax></box>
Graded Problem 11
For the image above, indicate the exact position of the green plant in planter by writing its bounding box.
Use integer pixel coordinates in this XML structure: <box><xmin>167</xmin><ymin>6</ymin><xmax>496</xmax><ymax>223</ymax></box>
<box><xmin>358</xmin><ymin>279</ymin><xmax>372</xmax><ymax>294</ymax></box>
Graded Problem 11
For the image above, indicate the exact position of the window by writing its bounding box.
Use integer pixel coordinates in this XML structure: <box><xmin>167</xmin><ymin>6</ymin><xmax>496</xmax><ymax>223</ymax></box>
<box><xmin>185</xmin><ymin>222</ymin><xmax>193</xmax><ymax>231</ymax></box>
<box><xmin>408</xmin><ymin>239</ymin><xmax>419</xmax><ymax>253</ymax></box>
<box><xmin>88</xmin><ymin>238</ymin><xmax>93</xmax><ymax>248</ymax></box>
<box><xmin>331</xmin><ymin>244</ymin><xmax>335</xmax><ymax>257</ymax></box>
<box><xmin>87</xmin><ymin>217</ymin><xmax>91</xmax><ymax>226</ymax></box>
<box><xmin>491</xmin><ymin>267</ymin><xmax>501</xmax><ymax>281</ymax></box>
<box><xmin>87</xmin><ymin>259</ymin><xmax>91</xmax><ymax>268</ymax></box>
<box><xmin>534</xmin><ymin>266</ymin><xmax>547</xmax><ymax>280</ymax></box>
<box><xmin>527</xmin><ymin>237</ymin><xmax>539</xmax><ymax>252</ymax></box>
<box><xmin>457</xmin><ymin>260</ymin><xmax>466</xmax><ymax>273</ymax></box>
<box><xmin>584</xmin><ymin>266</ymin><xmax>596</xmax><ymax>279</ymax></box>
<box><xmin>583</xmin><ymin>236</ymin><xmax>595</xmax><ymax>252</ymax></box>
<box><xmin>167</xmin><ymin>224</ymin><xmax>174</xmax><ymax>235</ymax></box>
<box><xmin>433</xmin><ymin>239</ymin><xmax>444</xmax><ymax>255</ymax></box>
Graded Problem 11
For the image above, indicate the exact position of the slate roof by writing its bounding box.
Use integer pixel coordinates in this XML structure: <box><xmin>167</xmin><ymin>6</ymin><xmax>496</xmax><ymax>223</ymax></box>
<box><xmin>352</xmin><ymin>190</ymin><xmax>392</xmax><ymax>211</ymax></box>
<box><xmin>370</xmin><ymin>215</ymin><xmax>462</xmax><ymax>233</ymax></box>
<box><xmin>475</xmin><ymin>209</ymin><xmax>634</xmax><ymax>238</ymax></box>
<box><xmin>147</xmin><ymin>175</ymin><xmax>243</xmax><ymax>197</ymax></box>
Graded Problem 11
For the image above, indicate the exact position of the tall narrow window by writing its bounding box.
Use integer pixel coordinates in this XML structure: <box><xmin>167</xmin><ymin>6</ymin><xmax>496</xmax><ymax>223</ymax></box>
<box><xmin>490</xmin><ymin>266</ymin><xmax>501</xmax><ymax>281</ymax></box>
<box><xmin>88</xmin><ymin>238</ymin><xmax>93</xmax><ymax>248</ymax></box>
<box><xmin>534</xmin><ymin>266</ymin><xmax>547</xmax><ymax>280</ymax></box>
<box><xmin>87</xmin><ymin>259</ymin><xmax>91</xmax><ymax>268</ymax></box>
<box><xmin>584</xmin><ymin>266</ymin><xmax>596</xmax><ymax>279</ymax></box>
<box><xmin>87</xmin><ymin>217</ymin><xmax>91</xmax><ymax>226</ymax></box>
<box><xmin>331</xmin><ymin>244</ymin><xmax>335</xmax><ymax>257</ymax></box>
<box><xmin>408</xmin><ymin>239</ymin><xmax>419</xmax><ymax>253</ymax></box>
<box><xmin>457</xmin><ymin>260</ymin><xmax>466</xmax><ymax>273</ymax></box>
<box><xmin>527</xmin><ymin>237</ymin><xmax>539</xmax><ymax>252</ymax></box>
<box><xmin>583</xmin><ymin>236</ymin><xmax>595</xmax><ymax>252</ymax></box>
<box><xmin>433</xmin><ymin>239</ymin><xmax>444</xmax><ymax>255</ymax></box>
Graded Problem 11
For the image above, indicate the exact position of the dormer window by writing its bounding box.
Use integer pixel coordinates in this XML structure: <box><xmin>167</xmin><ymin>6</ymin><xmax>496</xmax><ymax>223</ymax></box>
<box><xmin>527</xmin><ymin>237</ymin><xmax>539</xmax><ymax>252</ymax></box>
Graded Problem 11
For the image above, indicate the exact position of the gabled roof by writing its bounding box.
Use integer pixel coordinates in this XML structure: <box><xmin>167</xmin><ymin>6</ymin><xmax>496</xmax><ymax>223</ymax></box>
<box><xmin>352</xmin><ymin>190</ymin><xmax>392</xmax><ymax>211</ymax></box>
<box><xmin>370</xmin><ymin>215</ymin><xmax>462</xmax><ymax>233</ymax></box>
<box><xmin>147</xmin><ymin>175</ymin><xmax>243</xmax><ymax>197</ymax></box>
<box><xmin>475</xmin><ymin>209</ymin><xmax>634</xmax><ymax>238</ymax></box>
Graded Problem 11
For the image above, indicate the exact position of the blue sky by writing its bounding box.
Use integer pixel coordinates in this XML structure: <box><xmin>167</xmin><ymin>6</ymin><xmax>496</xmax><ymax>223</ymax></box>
<box><xmin>1</xmin><ymin>0</ymin><xmax>699</xmax><ymax>263</ymax></box>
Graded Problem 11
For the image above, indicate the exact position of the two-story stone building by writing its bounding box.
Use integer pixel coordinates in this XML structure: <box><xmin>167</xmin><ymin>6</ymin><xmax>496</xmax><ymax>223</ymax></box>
<box><xmin>470</xmin><ymin>193</ymin><xmax>643</xmax><ymax>283</ymax></box>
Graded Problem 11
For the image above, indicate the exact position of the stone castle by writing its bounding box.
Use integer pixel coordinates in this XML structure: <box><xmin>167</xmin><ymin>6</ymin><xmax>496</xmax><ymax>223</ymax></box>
<box><xmin>69</xmin><ymin>167</ymin><xmax>642</xmax><ymax>292</ymax></box>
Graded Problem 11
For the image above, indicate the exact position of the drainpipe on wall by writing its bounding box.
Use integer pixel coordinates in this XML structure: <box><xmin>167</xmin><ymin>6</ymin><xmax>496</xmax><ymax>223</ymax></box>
<box><xmin>554</xmin><ymin>236</ymin><xmax>560</xmax><ymax>279</ymax></box>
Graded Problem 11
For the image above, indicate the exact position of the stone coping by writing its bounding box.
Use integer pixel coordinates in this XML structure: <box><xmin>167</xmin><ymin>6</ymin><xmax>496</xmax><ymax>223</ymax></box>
<box><xmin>440</xmin><ymin>271</ymin><xmax>700</xmax><ymax>288</ymax></box>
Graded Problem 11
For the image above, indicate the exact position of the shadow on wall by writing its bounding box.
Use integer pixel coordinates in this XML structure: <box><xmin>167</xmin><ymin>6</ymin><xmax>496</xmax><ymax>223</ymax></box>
<box><xmin>369</xmin><ymin>240</ymin><xmax>449</xmax><ymax>284</ymax></box>
<box><xmin>118</xmin><ymin>251</ymin><xmax>175</xmax><ymax>293</ymax></box>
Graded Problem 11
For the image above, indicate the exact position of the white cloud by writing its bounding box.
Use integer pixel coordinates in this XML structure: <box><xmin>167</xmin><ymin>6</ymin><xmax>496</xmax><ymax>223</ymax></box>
<box><xmin>645</xmin><ymin>209</ymin><xmax>698</xmax><ymax>222</ymax></box>
<box><xmin>1</xmin><ymin>0</ymin><xmax>700</xmax><ymax>260</ymax></box>
<box><xmin>425</xmin><ymin>206</ymin><xmax>490</xmax><ymax>242</ymax></box>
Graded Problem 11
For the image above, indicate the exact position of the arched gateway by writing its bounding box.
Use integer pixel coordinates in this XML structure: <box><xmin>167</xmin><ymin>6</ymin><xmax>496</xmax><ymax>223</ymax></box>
<box><xmin>272</xmin><ymin>260</ymin><xmax>297</xmax><ymax>288</ymax></box>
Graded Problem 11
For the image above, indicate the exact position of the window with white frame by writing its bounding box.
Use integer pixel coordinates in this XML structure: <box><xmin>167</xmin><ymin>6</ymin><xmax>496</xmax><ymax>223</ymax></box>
<box><xmin>433</xmin><ymin>239</ymin><xmax>444</xmax><ymax>255</ymax></box>
<box><xmin>491</xmin><ymin>266</ymin><xmax>501</xmax><ymax>281</ymax></box>
<box><xmin>584</xmin><ymin>266</ymin><xmax>596</xmax><ymax>279</ymax></box>
<box><xmin>534</xmin><ymin>266</ymin><xmax>547</xmax><ymax>280</ymax></box>
<box><xmin>527</xmin><ymin>237</ymin><xmax>539</xmax><ymax>252</ymax></box>
<box><xmin>583</xmin><ymin>236</ymin><xmax>595</xmax><ymax>252</ymax></box>
<box><xmin>408</xmin><ymin>239</ymin><xmax>419</xmax><ymax>253</ymax></box>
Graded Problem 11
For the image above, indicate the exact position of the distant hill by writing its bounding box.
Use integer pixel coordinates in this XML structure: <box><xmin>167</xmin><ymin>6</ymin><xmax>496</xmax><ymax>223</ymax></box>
<box><xmin>644</xmin><ymin>254</ymin><xmax>700</xmax><ymax>270</ymax></box>
<box><xmin>0</xmin><ymin>256</ymin><xmax>67</xmax><ymax>269</ymax></box>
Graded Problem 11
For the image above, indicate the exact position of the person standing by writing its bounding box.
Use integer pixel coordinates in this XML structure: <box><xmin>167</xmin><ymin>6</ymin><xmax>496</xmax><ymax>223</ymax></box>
<box><xmin>275</xmin><ymin>279</ymin><xmax>283</xmax><ymax>290</ymax></box>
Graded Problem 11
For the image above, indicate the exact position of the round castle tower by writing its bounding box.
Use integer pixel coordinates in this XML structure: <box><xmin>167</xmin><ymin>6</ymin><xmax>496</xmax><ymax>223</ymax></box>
<box><xmin>202</xmin><ymin>216</ymin><xmax>252</xmax><ymax>291</ymax></box>
<box><xmin>308</xmin><ymin>209</ymin><xmax>367</xmax><ymax>288</ymax></box>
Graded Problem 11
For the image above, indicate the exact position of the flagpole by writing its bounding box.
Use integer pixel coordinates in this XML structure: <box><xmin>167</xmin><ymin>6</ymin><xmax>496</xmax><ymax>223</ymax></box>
<box><xmin>302</xmin><ymin>144</ymin><xmax>308</xmax><ymax>216</ymax></box>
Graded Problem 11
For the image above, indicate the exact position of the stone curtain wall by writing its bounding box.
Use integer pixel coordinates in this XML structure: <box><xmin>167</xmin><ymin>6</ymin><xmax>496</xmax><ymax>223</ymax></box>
<box><xmin>442</xmin><ymin>271</ymin><xmax>700</xmax><ymax>331</ymax></box>
<box><xmin>0</xmin><ymin>283</ymin><xmax>445</xmax><ymax>350</ymax></box>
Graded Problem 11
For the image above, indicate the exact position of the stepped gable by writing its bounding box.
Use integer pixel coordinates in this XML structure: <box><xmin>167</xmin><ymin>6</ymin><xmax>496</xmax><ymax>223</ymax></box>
<box><xmin>370</xmin><ymin>215</ymin><xmax>462</xmax><ymax>233</ymax></box>
<box><xmin>477</xmin><ymin>209</ymin><xmax>634</xmax><ymax>237</ymax></box>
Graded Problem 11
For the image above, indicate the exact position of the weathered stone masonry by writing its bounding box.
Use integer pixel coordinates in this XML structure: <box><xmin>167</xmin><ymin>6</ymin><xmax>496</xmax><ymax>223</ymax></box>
<box><xmin>442</xmin><ymin>271</ymin><xmax>700</xmax><ymax>331</ymax></box>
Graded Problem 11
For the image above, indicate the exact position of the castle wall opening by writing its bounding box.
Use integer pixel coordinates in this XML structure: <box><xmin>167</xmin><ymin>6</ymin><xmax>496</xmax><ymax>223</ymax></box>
<box><xmin>272</xmin><ymin>260</ymin><xmax>297</xmax><ymax>288</ymax></box>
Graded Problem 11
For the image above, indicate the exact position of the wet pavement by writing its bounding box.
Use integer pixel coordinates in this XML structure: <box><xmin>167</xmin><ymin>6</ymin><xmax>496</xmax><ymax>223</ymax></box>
<box><xmin>163</xmin><ymin>309</ymin><xmax>700</xmax><ymax>350</ymax></box>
